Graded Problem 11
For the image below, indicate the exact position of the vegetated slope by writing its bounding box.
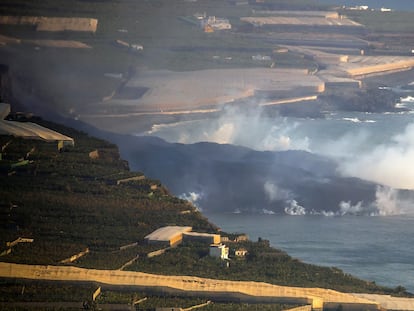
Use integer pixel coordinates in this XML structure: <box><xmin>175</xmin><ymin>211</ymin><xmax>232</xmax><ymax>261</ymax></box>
<box><xmin>0</xmin><ymin>117</ymin><xmax>216</xmax><ymax>267</ymax></box>
<box><xmin>0</xmin><ymin>118</ymin><xmax>408</xmax><ymax>296</ymax></box>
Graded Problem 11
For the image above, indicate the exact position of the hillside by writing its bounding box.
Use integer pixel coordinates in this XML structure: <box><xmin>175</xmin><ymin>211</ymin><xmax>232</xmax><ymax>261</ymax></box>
<box><xmin>0</xmin><ymin>118</ymin><xmax>408</xmax><ymax>297</ymax></box>
<box><xmin>0</xmin><ymin>117</ymin><xmax>217</xmax><ymax>266</ymax></box>
<box><xmin>1</xmin><ymin>0</ymin><xmax>414</xmax><ymax>308</ymax></box>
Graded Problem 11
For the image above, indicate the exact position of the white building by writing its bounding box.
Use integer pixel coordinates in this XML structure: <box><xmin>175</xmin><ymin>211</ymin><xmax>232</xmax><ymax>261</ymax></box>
<box><xmin>209</xmin><ymin>243</ymin><xmax>229</xmax><ymax>260</ymax></box>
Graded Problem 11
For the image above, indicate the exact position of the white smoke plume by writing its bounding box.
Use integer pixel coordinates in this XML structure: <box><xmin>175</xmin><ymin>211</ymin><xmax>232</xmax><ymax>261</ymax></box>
<box><xmin>320</xmin><ymin>186</ymin><xmax>413</xmax><ymax>216</ymax></box>
<box><xmin>340</xmin><ymin>123</ymin><xmax>414</xmax><ymax>190</ymax></box>
<box><xmin>179</xmin><ymin>191</ymin><xmax>203</xmax><ymax>211</ymax></box>
<box><xmin>284</xmin><ymin>200</ymin><xmax>306</xmax><ymax>216</ymax></box>
<box><xmin>148</xmin><ymin>102</ymin><xmax>414</xmax><ymax>193</ymax></box>
<box><xmin>263</xmin><ymin>181</ymin><xmax>291</xmax><ymax>202</ymax></box>
<box><xmin>338</xmin><ymin>200</ymin><xmax>364</xmax><ymax>216</ymax></box>
<box><xmin>372</xmin><ymin>185</ymin><xmax>414</xmax><ymax>216</ymax></box>
<box><xmin>147</xmin><ymin>106</ymin><xmax>310</xmax><ymax>151</ymax></box>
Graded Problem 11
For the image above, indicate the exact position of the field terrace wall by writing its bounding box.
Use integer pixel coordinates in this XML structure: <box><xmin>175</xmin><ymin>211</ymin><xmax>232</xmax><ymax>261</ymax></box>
<box><xmin>0</xmin><ymin>262</ymin><xmax>383</xmax><ymax>311</ymax></box>
<box><xmin>0</xmin><ymin>16</ymin><xmax>98</xmax><ymax>32</ymax></box>
<box><xmin>346</xmin><ymin>59</ymin><xmax>414</xmax><ymax>78</ymax></box>
<box><xmin>240</xmin><ymin>14</ymin><xmax>365</xmax><ymax>35</ymax></box>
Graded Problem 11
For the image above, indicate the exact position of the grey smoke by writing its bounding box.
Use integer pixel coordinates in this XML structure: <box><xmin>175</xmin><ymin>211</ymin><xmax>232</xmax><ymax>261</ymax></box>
<box><xmin>263</xmin><ymin>181</ymin><xmax>291</xmax><ymax>202</ymax></box>
<box><xmin>147</xmin><ymin>103</ymin><xmax>414</xmax><ymax>191</ymax></box>
<box><xmin>340</xmin><ymin>123</ymin><xmax>414</xmax><ymax>190</ymax></box>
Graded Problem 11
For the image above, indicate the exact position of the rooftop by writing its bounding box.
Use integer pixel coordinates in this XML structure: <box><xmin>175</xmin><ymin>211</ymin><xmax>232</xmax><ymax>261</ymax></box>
<box><xmin>145</xmin><ymin>226</ymin><xmax>193</xmax><ymax>242</ymax></box>
<box><xmin>0</xmin><ymin>120</ymin><xmax>74</xmax><ymax>143</ymax></box>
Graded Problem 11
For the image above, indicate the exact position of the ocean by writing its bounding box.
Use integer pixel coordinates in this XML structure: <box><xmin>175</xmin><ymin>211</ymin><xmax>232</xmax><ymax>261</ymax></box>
<box><xmin>205</xmin><ymin>212</ymin><xmax>414</xmax><ymax>293</ymax></box>
<box><xmin>315</xmin><ymin>0</ymin><xmax>414</xmax><ymax>11</ymax></box>
<box><xmin>144</xmin><ymin>91</ymin><xmax>414</xmax><ymax>292</ymax></box>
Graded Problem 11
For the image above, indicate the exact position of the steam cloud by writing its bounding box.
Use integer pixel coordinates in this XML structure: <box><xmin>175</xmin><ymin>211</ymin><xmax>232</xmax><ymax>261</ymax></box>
<box><xmin>179</xmin><ymin>191</ymin><xmax>203</xmax><ymax>211</ymax></box>
<box><xmin>284</xmin><ymin>200</ymin><xmax>306</xmax><ymax>216</ymax></box>
<box><xmin>263</xmin><ymin>181</ymin><xmax>291</xmax><ymax>202</ymax></box>
<box><xmin>147</xmin><ymin>106</ymin><xmax>310</xmax><ymax>151</ymax></box>
<box><xmin>146</xmin><ymin>97</ymin><xmax>414</xmax><ymax>215</ymax></box>
<box><xmin>320</xmin><ymin>186</ymin><xmax>412</xmax><ymax>216</ymax></box>
<box><xmin>340</xmin><ymin>123</ymin><xmax>414</xmax><ymax>190</ymax></box>
<box><xmin>276</xmin><ymin>186</ymin><xmax>413</xmax><ymax>216</ymax></box>
<box><xmin>150</xmin><ymin>106</ymin><xmax>414</xmax><ymax>191</ymax></box>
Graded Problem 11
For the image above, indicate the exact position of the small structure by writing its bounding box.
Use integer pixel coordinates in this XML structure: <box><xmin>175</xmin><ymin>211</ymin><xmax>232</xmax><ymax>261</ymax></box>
<box><xmin>235</xmin><ymin>248</ymin><xmax>248</xmax><ymax>257</ymax></box>
<box><xmin>200</xmin><ymin>16</ymin><xmax>231</xmax><ymax>31</ymax></box>
<box><xmin>92</xmin><ymin>286</ymin><xmax>101</xmax><ymax>301</ymax></box>
<box><xmin>252</xmin><ymin>54</ymin><xmax>271</xmax><ymax>61</ymax></box>
<box><xmin>209</xmin><ymin>243</ymin><xmax>229</xmax><ymax>260</ymax></box>
<box><xmin>130</xmin><ymin>44</ymin><xmax>143</xmax><ymax>51</ymax></box>
<box><xmin>204</xmin><ymin>24</ymin><xmax>214</xmax><ymax>33</ymax></box>
<box><xmin>145</xmin><ymin>226</ymin><xmax>192</xmax><ymax>247</ymax></box>
<box><xmin>0</xmin><ymin>103</ymin><xmax>10</xmax><ymax>119</ymax></box>
<box><xmin>234</xmin><ymin>234</ymin><xmax>249</xmax><ymax>242</ymax></box>
<box><xmin>114</xmin><ymin>40</ymin><xmax>143</xmax><ymax>52</ymax></box>
<box><xmin>183</xmin><ymin>232</ymin><xmax>221</xmax><ymax>244</ymax></box>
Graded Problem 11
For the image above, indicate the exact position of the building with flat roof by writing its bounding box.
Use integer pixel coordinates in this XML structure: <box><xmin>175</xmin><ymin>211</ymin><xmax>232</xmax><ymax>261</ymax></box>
<box><xmin>144</xmin><ymin>226</ymin><xmax>192</xmax><ymax>247</ymax></box>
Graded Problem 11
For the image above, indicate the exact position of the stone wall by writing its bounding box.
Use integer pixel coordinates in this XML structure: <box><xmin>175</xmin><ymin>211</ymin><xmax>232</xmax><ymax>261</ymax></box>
<box><xmin>0</xmin><ymin>262</ymin><xmax>381</xmax><ymax>310</ymax></box>
<box><xmin>347</xmin><ymin>60</ymin><xmax>414</xmax><ymax>77</ymax></box>
<box><xmin>0</xmin><ymin>16</ymin><xmax>98</xmax><ymax>32</ymax></box>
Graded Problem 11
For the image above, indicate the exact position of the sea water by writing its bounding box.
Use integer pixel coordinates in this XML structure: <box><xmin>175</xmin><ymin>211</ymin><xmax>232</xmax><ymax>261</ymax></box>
<box><xmin>145</xmin><ymin>94</ymin><xmax>414</xmax><ymax>292</ymax></box>
<box><xmin>205</xmin><ymin>212</ymin><xmax>414</xmax><ymax>292</ymax></box>
<box><xmin>315</xmin><ymin>0</ymin><xmax>414</xmax><ymax>11</ymax></box>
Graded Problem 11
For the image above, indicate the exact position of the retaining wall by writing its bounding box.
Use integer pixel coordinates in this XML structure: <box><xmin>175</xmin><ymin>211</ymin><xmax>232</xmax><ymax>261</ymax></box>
<box><xmin>0</xmin><ymin>262</ymin><xmax>381</xmax><ymax>310</ymax></box>
<box><xmin>347</xmin><ymin>60</ymin><xmax>414</xmax><ymax>77</ymax></box>
<box><xmin>0</xmin><ymin>16</ymin><xmax>98</xmax><ymax>32</ymax></box>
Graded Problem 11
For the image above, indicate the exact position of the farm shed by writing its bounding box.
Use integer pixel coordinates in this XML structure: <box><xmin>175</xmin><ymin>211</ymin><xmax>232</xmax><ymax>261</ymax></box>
<box><xmin>144</xmin><ymin>226</ymin><xmax>192</xmax><ymax>247</ymax></box>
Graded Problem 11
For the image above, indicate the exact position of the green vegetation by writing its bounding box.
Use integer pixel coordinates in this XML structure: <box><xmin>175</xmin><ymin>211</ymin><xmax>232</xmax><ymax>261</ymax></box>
<box><xmin>0</xmin><ymin>118</ymin><xmax>409</xmax><ymax>298</ymax></box>
<box><xmin>0</xmin><ymin>279</ymin><xmax>296</xmax><ymax>310</ymax></box>
<box><xmin>1</xmin><ymin>0</ymin><xmax>414</xmax><ymax>307</ymax></box>
<box><xmin>0</xmin><ymin>279</ymin><xmax>96</xmax><ymax>303</ymax></box>
<box><xmin>0</xmin><ymin>119</ymin><xmax>215</xmax><ymax>266</ymax></box>
<box><xmin>130</xmin><ymin>240</ymin><xmax>399</xmax><ymax>294</ymax></box>
<box><xmin>344</xmin><ymin>10</ymin><xmax>414</xmax><ymax>33</ymax></box>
